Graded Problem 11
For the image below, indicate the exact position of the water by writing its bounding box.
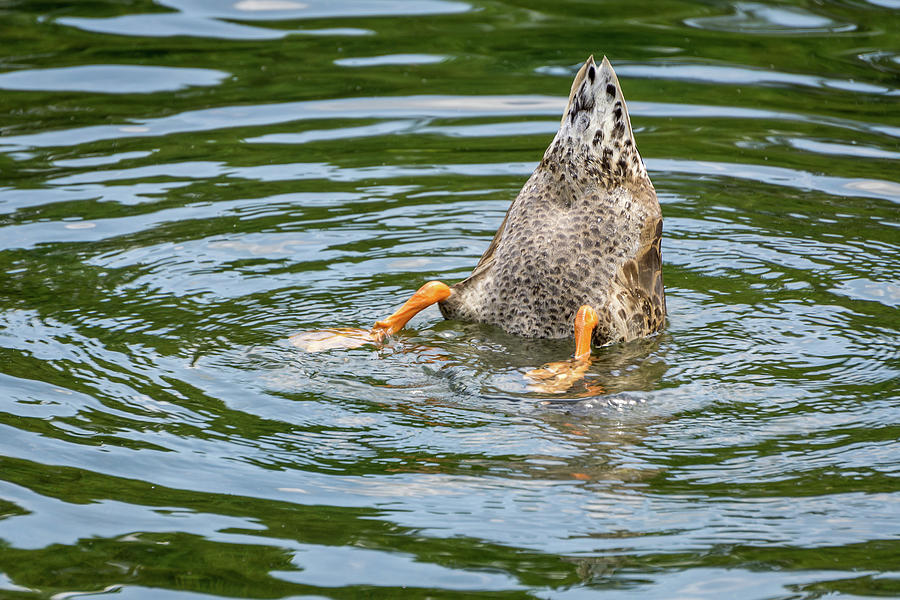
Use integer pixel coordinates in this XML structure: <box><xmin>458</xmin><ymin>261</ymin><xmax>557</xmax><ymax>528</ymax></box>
<box><xmin>1</xmin><ymin>1</ymin><xmax>898</xmax><ymax>598</ymax></box>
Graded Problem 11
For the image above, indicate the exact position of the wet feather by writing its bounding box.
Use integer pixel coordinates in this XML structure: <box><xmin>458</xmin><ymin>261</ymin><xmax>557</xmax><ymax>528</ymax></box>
<box><xmin>439</xmin><ymin>55</ymin><xmax>666</xmax><ymax>346</ymax></box>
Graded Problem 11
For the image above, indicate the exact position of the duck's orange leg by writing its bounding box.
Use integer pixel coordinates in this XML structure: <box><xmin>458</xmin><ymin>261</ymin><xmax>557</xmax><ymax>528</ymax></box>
<box><xmin>292</xmin><ymin>281</ymin><xmax>452</xmax><ymax>352</ymax></box>
<box><xmin>526</xmin><ymin>305</ymin><xmax>600</xmax><ymax>393</ymax></box>
<box><xmin>573</xmin><ymin>305</ymin><xmax>599</xmax><ymax>361</ymax></box>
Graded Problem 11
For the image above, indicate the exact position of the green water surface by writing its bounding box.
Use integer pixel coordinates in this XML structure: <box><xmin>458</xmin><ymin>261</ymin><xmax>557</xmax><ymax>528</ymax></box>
<box><xmin>1</xmin><ymin>0</ymin><xmax>899</xmax><ymax>598</ymax></box>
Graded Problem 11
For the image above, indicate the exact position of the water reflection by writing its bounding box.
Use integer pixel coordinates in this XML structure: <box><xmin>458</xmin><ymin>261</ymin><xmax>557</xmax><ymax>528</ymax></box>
<box><xmin>616</xmin><ymin>63</ymin><xmax>898</xmax><ymax>96</ymax></box>
<box><xmin>1</xmin><ymin>0</ymin><xmax>899</xmax><ymax>597</ymax></box>
<box><xmin>0</xmin><ymin>65</ymin><xmax>228</xmax><ymax>94</ymax></box>
<box><xmin>335</xmin><ymin>54</ymin><xmax>449</xmax><ymax>67</ymax></box>
<box><xmin>684</xmin><ymin>2</ymin><xmax>853</xmax><ymax>34</ymax></box>
<box><xmin>58</xmin><ymin>0</ymin><xmax>469</xmax><ymax>40</ymax></box>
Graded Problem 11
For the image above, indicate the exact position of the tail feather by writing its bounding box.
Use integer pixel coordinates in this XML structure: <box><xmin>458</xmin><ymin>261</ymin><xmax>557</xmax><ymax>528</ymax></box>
<box><xmin>553</xmin><ymin>55</ymin><xmax>648</xmax><ymax>186</ymax></box>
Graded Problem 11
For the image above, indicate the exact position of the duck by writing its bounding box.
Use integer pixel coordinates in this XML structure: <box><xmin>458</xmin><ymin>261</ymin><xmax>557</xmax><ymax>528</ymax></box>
<box><xmin>295</xmin><ymin>55</ymin><xmax>665</xmax><ymax>391</ymax></box>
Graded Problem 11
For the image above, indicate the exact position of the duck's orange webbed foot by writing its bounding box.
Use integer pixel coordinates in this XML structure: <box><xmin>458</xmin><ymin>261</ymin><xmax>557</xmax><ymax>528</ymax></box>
<box><xmin>526</xmin><ymin>305</ymin><xmax>601</xmax><ymax>394</ymax></box>
<box><xmin>291</xmin><ymin>281</ymin><xmax>452</xmax><ymax>352</ymax></box>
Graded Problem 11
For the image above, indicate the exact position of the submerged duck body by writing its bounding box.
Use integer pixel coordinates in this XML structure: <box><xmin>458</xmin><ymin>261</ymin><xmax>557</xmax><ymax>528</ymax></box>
<box><xmin>439</xmin><ymin>55</ymin><xmax>666</xmax><ymax>345</ymax></box>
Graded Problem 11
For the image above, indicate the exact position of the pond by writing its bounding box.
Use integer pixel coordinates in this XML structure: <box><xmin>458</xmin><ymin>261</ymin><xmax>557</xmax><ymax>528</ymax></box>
<box><xmin>1</xmin><ymin>1</ymin><xmax>898</xmax><ymax>598</ymax></box>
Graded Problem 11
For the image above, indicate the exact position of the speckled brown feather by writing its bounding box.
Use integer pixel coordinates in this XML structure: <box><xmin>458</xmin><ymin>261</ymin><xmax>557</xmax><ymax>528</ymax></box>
<box><xmin>439</xmin><ymin>55</ymin><xmax>665</xmax><ymax>345</ymax></box>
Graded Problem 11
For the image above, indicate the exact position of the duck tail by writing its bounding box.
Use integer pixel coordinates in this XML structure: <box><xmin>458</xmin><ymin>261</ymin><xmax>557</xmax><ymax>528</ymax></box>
<box><xmin>556</xmin><ymin>55</ymin><xmax>650</xmax><ymax>186</ymax></box>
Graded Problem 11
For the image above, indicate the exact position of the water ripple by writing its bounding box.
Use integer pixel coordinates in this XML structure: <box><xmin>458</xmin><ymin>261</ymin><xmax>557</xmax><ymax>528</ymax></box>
<box><xmin>57</xmin><ymin>0</ymin><xmax>468</xmax><ymax>40</ymax></box>
<box><xmin>684</xmin><ymin>2</ymin><xmax>854</xmax><ymax>34</ymax></box>
<box><xmin>1</xmin><ymin>0</ymin><xmax>899</xmax><ymax>596</ymax></box>
<box><xmin>0</xmin><ymin>65</ymin><xmax>229</xmax><ymax>94</ymax></box>
<box><xmin>616</xmin><ymin>63</ymin><xmax>898</xmax><ymax>96</ymax></box>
